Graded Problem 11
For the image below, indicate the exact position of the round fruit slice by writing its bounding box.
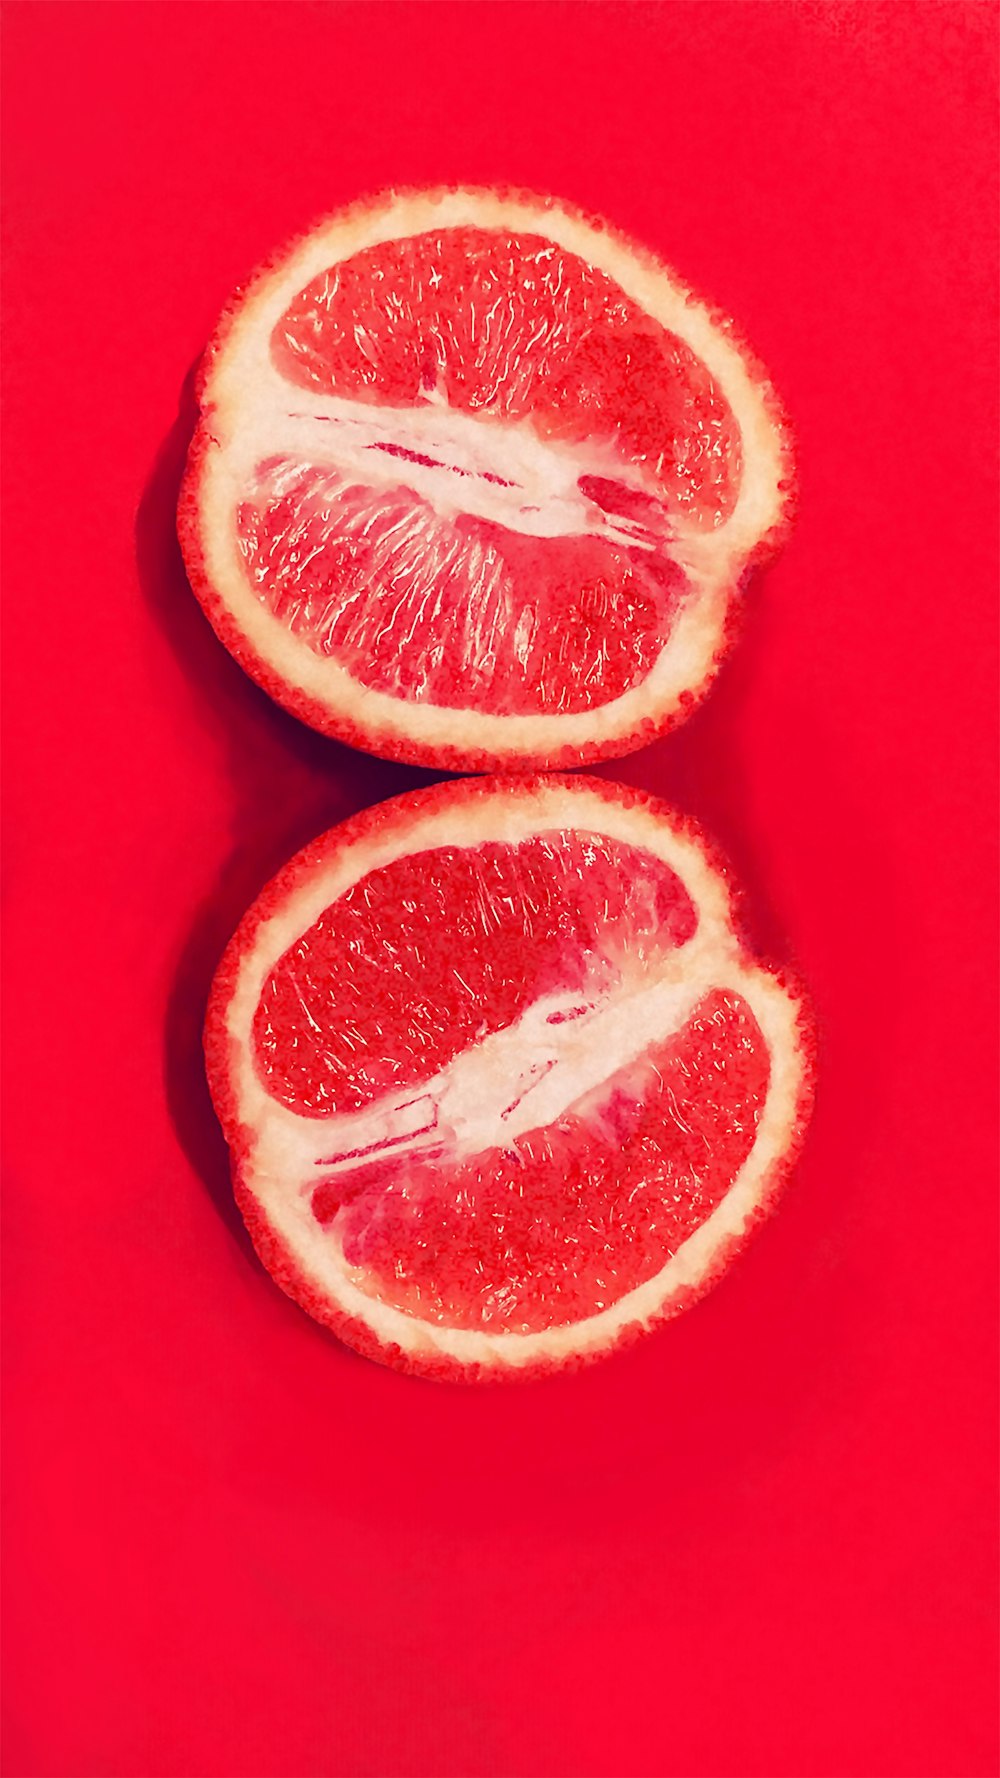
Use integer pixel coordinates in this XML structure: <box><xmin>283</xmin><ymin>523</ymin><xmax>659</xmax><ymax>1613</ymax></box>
<box><xmin>207</xmin><ymin>775</ymin><xmax>814</xmax><ymax>1381</ymax></box>
<box><xmin>180</xmin><ymin>187</ymin><xmax>791</xmax><ymax>771</ymax></box>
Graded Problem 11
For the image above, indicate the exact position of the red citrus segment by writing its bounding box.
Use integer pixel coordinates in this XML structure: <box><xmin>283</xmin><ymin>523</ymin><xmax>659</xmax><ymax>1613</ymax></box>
<box><xmin>312</xmin><ymin>989</ymin><xmax>768</xmax><ymax>1334</ymax></box>
<box><xmin>236</xmin><ymin>462</ymin><xmax>687</xmax><ymax>715</ymax></box>
<box><xmin>253</xmin><ymin>831</ymin><xmax>698</xmax><ymax>1116</ymax></box>
<box><xmin>271</xmin><ymin>228</ymin><xmax>742</xmax><ymax>528</ymax></box>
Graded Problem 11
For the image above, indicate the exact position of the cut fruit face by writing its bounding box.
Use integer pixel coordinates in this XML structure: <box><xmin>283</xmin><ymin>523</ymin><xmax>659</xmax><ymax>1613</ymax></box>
<box><xmin>207</xmin><ymin>775</ymin><xmax>814</xmax><ymax>1381</ymax></box>
<box><xmin>180</xmin><ymin>188</ymin><xmax>791</xmax><ymax>770</ymax></box>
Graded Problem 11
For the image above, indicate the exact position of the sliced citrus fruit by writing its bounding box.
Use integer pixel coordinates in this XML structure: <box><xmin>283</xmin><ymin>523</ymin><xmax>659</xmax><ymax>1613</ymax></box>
<box><xmin>180</xmin><ymin>187</ymin><xmax>791</xmax><ymax>771</ymax></box>
<box><xmin>207</xmin><ymin>775</ymin><xmax>814</xmax><ymax>1381</ymax></box>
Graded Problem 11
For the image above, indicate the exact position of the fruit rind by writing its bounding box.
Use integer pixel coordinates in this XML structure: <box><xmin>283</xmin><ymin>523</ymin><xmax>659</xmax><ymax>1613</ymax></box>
<box><xmin>206</xmin><ymin>775</ymin><xmax>815</xmax><ymax>1382</ymax></box>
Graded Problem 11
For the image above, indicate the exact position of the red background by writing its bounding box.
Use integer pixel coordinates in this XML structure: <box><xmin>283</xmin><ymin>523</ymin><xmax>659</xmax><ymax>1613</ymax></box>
<box><xmin>3</xmin><ymin>5</ymin><xmax>997</xmax><ymax>1775</ymax></box>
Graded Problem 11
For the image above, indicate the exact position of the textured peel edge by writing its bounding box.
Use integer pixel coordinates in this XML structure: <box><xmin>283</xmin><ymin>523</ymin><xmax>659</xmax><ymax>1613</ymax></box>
<box><xmin>204</xmin><ymin>775</ymin><xmax>816</xmax><ymax>1382</ymax></box>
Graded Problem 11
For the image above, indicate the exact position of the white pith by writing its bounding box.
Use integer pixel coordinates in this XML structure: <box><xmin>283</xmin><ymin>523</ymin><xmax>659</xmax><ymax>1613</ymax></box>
<box><xmin>220</xmin><ymin>782</ymin><xmax>807</xmax><ymax>1372</ymax></box>
<box><xmin>231</xmin><ymin>395</ymin><xmax>677</xmax><ymax>549</ymax></box>
<box><xmin>194</xmin><ymin>188</ymin><xmax>787</xmax><ymax>760</ymax></box>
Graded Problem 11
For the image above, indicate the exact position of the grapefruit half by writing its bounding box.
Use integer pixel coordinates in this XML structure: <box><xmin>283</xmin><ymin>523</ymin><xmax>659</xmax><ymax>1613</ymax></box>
<box><xmin>207</xmin><ymin>775</ymin><xmax>814</xmax><ymax>1381</ymax></box>
<box><xmin>180</xmin><ymin>187</ymin><xmax>791</xmax><ymax>771</ymax></box>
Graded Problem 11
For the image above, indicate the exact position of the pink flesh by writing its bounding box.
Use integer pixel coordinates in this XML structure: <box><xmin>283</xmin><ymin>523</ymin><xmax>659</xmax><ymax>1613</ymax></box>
<box><xmin>252</xmin><ymin>833</ymin><xmax>769</xmax><ymax>1334</ymax></box>
<box><xmin>271</xmin><ymin>230</ymin><xmax>741</xmax><ymax>524</ymax></box>
<box><xmin>313</xmin><ymin>989</ymin><xmax>768</xmax><ymax>1334</ymax></box>
<box><xmin>235</xmin><ymin>228</ymin><xmax>742</xmax><ymax>718</ymax></box>
<box><xmin>237</xmin><ymin>464</ymin><xmax>686</xmax><ymax>715</ymax></box>
<box><xmin>254</xmin><ymin>832</ymin><xmax>698</xmax><ymax>1115</ymax></box>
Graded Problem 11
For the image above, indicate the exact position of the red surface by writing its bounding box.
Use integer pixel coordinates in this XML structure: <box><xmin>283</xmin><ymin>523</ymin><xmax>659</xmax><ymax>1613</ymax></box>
<box><xmin>2</xmin><ymin>3</ymin><xmax>997</xmax><ymax>1775</ymax></box>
